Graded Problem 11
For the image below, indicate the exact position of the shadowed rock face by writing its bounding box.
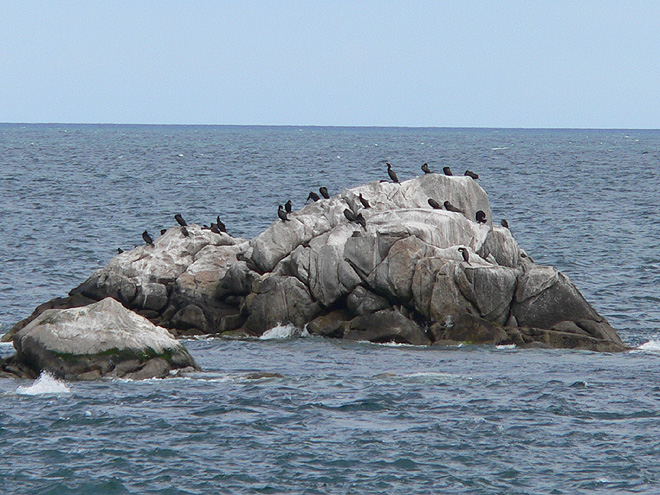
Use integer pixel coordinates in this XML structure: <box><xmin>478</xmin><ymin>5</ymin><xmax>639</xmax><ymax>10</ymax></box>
<box><xmin>4</xmin><ymin>173</ymin><xmax>628</xmax><ymax>361</ymax></box>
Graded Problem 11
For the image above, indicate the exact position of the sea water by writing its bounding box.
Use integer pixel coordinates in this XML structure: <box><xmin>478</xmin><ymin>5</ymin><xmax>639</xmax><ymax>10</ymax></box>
<box><xmin>1</xmin><ymin>125</ymin><xmax>659</xmax><ymax>494</ymax></box>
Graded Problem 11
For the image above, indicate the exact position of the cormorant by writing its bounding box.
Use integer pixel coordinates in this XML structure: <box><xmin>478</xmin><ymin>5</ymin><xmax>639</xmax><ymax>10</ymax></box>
<box><xmin>319</xmin><ymin>187</ymin><xmax>330</xmax><ymax>199</ymax></box>
<box><xmin>444</xmin><ymin>201</ymin><xmax>463</xmax><ymax>213</ymax></box>
<box><xmin>458</xmin><ymin>247</ymin><xmax>471</xmax><ymax>265</ymax></box>
<box><xmin>307</xmin><ymin>191</ymin><xmax>320</xmax><ymax>202</ymax></box>
<box><xmin>117</xmin><ymin>247</ymin><xmax>124</xmax><ymax>254</ymax></box>
<box><xmin>278</xmin><ymin>205</ymin><xmax>289</xmax><ymax>222</ymax></box>
<box><xmin>142</xmin><ymin>230</ymin><xmax>154</xmax><ymax>246</ymax></box>
<box><xmin>160</xmin><ymin>229</ymin><xmax>167</xmax><ymax>235</ymax></box>
<box><xmin>355</xmin><ymin>213</ymin><xmax>367</xmax><ymax>230</ymax></box>
<box><xmin>174</xmin><ymin>214</ymin><xmax>187</xmax><ymax>227</ymax></box>
<box><xmin>386</xmin><ymin>163</ymin><xmax>400</xmax><ymax>183</ymax></box>
<box><xmin>181</xmin><ymin>226</ymin><xmax>190</xmax><ymax>237</ymax></box>
<box><xmin>465</xmin><ymin>170</ymin><xmax>479</xmax><ymax>180</ymax></box>
<box><xmin>421</xmin><ymin>163</ymin><xmax>431</xmax><ymax>174</ymax></box>
<box><xmin>428</xmin><ymin>198</ymin><xmax>442</xmax><ymax>209</ymax></box>
<box><xmin>285</xmin><ymin>200</ymin><xmax>292</xmax><ymax>213</ymax></box>
<box><xmin>210</xmin><ymin>223</ymin><xmax>221</xmax><ymax>234</ymax></box>
<box><xmin>501</xmin><ymin>219</ymin><xmax>509</xmax><ymax>229</ymax></box>
<box><xmin>359</xmin><ymin>193</ymin><xmax>370</xmax><ymax>209</ymax></box>
<box><xmin>216</xmin><ymin>216</ymin><xmax>227</xmax><ymax>233</ymax></box>
<box><xmin>343</xmin><ymin>208</ymin><xmax>357</xmax><ymax>222</ymax></box>
<box><xmin>443</xmin><ymin>166</ymin><xmax>453</xmax><ymax>176</ymax></box>
<box><xmin>476</xmin><ymin>210</ymin><xmax>487</xmax><ymax>224</ymax></box>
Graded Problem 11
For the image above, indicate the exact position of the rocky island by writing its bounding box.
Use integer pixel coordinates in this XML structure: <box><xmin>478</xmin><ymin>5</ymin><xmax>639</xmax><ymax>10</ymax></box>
<box><xmin>1</xmin><ymin>172</ymin><xmax>627</xmax><ymax>380</ymax></box>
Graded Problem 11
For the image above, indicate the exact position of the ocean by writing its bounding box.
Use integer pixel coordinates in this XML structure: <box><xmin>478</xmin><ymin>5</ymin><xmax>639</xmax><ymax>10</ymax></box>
<box><xmin>1</xmin><ymin>124</ymin><xmax>659</xmax><ymax>494</ymax></box>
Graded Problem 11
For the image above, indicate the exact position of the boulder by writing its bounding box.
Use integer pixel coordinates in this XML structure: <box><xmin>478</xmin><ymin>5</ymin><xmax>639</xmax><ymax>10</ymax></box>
<box><xmin>12</xmin><ymin>298</ymin><xmax>199</xmax><ymax>380</ymax></box>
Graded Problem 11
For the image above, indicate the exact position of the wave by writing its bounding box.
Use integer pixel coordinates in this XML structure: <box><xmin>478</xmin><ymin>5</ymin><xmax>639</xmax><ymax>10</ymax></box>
<box><xmin>16</xmin><ymin>372</ymin><xmax>70</xmax><ymax>396</ymax></box>
<box><xmin>259</xmin><ymin>324</ymin><xmax>300</xmax><ymax>340</ymax></box>
<box><xmin>635</xmin><ymin>340</ymin><xmax>660</xmax><ymax>353</ymax></box>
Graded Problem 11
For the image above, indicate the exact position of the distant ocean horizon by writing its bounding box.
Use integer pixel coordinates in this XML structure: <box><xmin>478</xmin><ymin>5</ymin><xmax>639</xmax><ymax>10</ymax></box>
<box><xmin>1</xmin><ymin>124</ymin><xmax>659</xmax><ymax>494</ymax></box>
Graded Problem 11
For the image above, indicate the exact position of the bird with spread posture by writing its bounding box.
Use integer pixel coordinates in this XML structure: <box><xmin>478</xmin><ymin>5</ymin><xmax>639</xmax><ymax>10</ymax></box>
<box><xmin>142</xmin><ymin>230</ymin><xmax>154</xmax><ymax>246</ymax></box>
<box><xmin>465</xmin><ymin>170</ymin><xmax>479</xmax><ymax>180</ymax></box>
<box><xmin>216</xmin><ymin>216</ymin><xmax>227</xmax><ymax>233</ymax></box>
<box><xmin>359</xmin><ymin>193</ymin><xmax>370</xmax><ymax>209</ymax></box>
<box><xmin>421</xmin><ymin>163</ymin><xmax>431</xmax><ymax>174</ymax></box>
<box><xmin>278</xmin><ymin>205</ymin><xmax>289</xmax><ymax>222</ymax></box>
<box><xmin>306</xmin><ymin>191</ymin><xmax>320</xmax><ymax>202</ymax></box>
<box><xmin>319</xmin><ymin>187</ymin><xmax>330</xmax><ymax>199</ymax></box>
<box><xmin>458</xmin><ymin>247</ymin><xmax>471</xmax><ymax>265</ymax></box>
<box><xmin>386</xmin><ymin>163</ymin><xmax>400</xmax><ymax>183</ymax></box>
<box><xmin>174</xmin><ymin>214</ymin><xmax>187</xmax><ymax>227</ymax></box>
<box><xmin>443</xmin><ymin>166</ymin><xmax>453</xmax><ymax>176</ymax></box>
<box><xmin>428</xmin><ymin>198</ymin><xmax>442</xmax><ymax>209</ymax></box>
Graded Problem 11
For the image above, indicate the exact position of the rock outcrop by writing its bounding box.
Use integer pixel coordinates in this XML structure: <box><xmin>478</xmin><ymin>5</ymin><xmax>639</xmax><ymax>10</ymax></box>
<box><xmin>10</xmin><ymin>297</ymin><xmax>198</xmax><ymax>380</ymax></box>
<box><xmin>4</xmin><ymin>173</ymin><xmax>628</xmax><ymax>358</ymax></box>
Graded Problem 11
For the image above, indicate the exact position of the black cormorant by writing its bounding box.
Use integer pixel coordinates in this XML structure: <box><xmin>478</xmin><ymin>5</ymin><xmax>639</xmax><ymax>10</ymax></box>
<box><xmin>443</xmin><ymin>166</ymin><xmax>453</xmax><ymax>176</ymax></box>
<box><xmin>476</xmin><ymin>210</ymin><xmax>487</xmax><ymax>224</ymax></box>
<box><xmin>319</xmin><ymin>187</ymin><xmax>330</xmax><ymax>199</ymax></box>
<box><xmin>428</xmin><ymin>198</ymin><xmax>442</xmax><ymax>209</ymax></box>
<box><xmin>386</xmin><ymin>163</ymin><xmax>400</xmax><ymax>183</ymax></box>
<box><xmin>285</xmin><ymin>200</ymin><xmax>292</xmax><ymax>213</ymax></box>
<box><xmin>465</xmin><ymin>170</ymin><xmax>479</xmax><ymax>180</ymax></box>
<box><xmin>421</xmin><ymin>163</ymin><xmax>431</xmax><ymax>174</ymax></box>
<box><xmin>444</xmin><ymin>201</ymin><xmax>463</xmax><ymax>213</ymax></box>
<box><xmin>501</xmin><ymin>219</ymin><xmax>509</xmax><ymax>229</ymax></box>
<box><xmin>458</xmin><ymin>247</ymin><xmax>471</xmax><ymax>265</ymax></box>
<box><xmin>174</xmin><ymin>214</ymin><xmax>187</xmax><ymax>227</ymax></box>
<box><xmin>307</xmin><ymin>191</ymin><xmax>320</xmax><ymax>202</ymax></box>
<box><xmin>278</xmin><ymin>205</ymin><xmax>289</xmax><ymax>222</ymax></box>
<box><xmin>359</xmin><ymin>193</ymin><xmax>370</xmax><ymax>209</ymax></box>
<box><xmin>142</xmin><ymin>230</ymin><xmax>154</xmax><ymax>246</ymax></box>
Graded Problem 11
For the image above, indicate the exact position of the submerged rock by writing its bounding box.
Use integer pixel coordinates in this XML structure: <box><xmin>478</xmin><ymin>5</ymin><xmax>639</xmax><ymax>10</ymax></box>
<box><xmin>12</xmin><ymin>298</ymin><xmax>198</xmax><ymax>380</ymax></box>
<box><xmin>5</xmin><ymin>173</ymin><xmax>628</xmax><ymax>356</ymax></box>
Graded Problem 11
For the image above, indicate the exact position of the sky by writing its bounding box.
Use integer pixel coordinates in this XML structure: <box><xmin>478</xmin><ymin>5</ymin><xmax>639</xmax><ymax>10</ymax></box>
<box><xmin>1</xmin><ymin>1</ymin><xmax>659</xmax><ymax>128</ymax></box>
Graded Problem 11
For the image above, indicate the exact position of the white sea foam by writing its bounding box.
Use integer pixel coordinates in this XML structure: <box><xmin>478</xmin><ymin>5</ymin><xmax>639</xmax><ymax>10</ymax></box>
<box><xmin>636</xmin><ymin>340</ymin><xmax>660</xmax><ymax>353</ymax></box>
<box><xmin>495</xmin><ymin>344</ymin><xmax>516</xmax><ymax>350</ymax></box>
<box><xmin>16</xmin><ymin>372</ymin><xmax>70</xmax><ymax>396</ymax></box>
<box><xmin>260</xmin><ymin>324</ymin><xmax>300</xmax><ymax>340</ymax></box>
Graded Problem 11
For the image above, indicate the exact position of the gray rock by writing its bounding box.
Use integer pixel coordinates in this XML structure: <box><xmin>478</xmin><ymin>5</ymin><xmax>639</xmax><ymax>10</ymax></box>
<box><xmin>243</xmin><ymin>275</ymin><xmax>322</xmax><ymax>334</ymax></box>
<box><xmin>12</xmin><ymin>298</ymin><xmax>199</xmax><ymax>380</ymax></box>
<box><xmin>344</xmin><ymin>310</ymin><xmax>431</xmax><ymax>346</ymax></box>
<box><xmin>346</xmin><ymin>286</ymin><xmax>390</xmax><ymax>315</ymax></box>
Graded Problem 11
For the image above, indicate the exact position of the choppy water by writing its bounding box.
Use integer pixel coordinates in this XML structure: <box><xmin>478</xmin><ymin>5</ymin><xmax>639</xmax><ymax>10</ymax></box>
<box><xmin>1</xmin><ymin>125</ymin><xmax>660</xmax><ymax>494</ymax></box>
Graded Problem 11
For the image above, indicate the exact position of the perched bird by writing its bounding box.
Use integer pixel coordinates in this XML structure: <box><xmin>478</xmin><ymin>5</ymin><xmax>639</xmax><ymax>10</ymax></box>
<box><xmin>501</xmin><ymin>219</ymin><xmax>509</xmax><ymax>229</ymax></box>
<box><xmin>210</xmin><ymin>223</ymin><xmax>221</xmax><ymax>234</ymax></box>
<box><xmin>307</xmin><ymin>191</ymin><xmax>320</xmax><ymax>202</ymax></box>
<box><xmin>465</xmin><ymin>170</ymin><xmax>479</xmax><ymax>180</ymax></box>
<box><xmin>355</xmin><ymin>213</ymin><xmax>367</xmax><ymax>230</ymax></box>
<box><xmin>386</xmin><ymin>163</ymin><xmax>400</xmax><ymax>183</ymax></box>
<box><xmin>284</xmin><ymin>200</ymin><xmax>293</xmax><ymax>213</ymax></box>
<box><xmin>319</xmin><ymin>187</ymin><xmax>330</xmax><ymax>199</ymax></box>
<box><xmin>278</xmin><ymin>205</ymin><xmax>289</xmax><ymax>222</ymax></box>
<box><xmin>174</xmin><ymin>214</ymin><xmax>187</xmax><ymax>227</ymax></box>
<box><xmin>117</xmin><ymin>247</ymin><xmax>124</xmax><ymax>254</ymax></box>
<box><xmin>343</xmin><ymin>208</ymin><xmax>357</xmax><ymax>222</ymax></box>
<box><xmin>443</xmin><ymin>166</ymin><xmax>453</xmax><ymax>176</ymax></box>
<box><xmin>444</xmin><ymin>201</ymin><xmax>463</xmax><ymax>213</ymax></box>
<box><xmin>160</xmin><ymin>229</ymin><xmax>167</xmax><ymax>235</ymax></box>
<box><xmin>428</xmin><ymin>198</ymin><xmax>442</xmax><ymax>209</ymax></box>
<box><xmin>458</xmin><ymin>247</ymin><xmax>471</xmax><ymax>265</ymax></box>
<box><xmin>358</xmin><ymin>193</ymin><xmax>370</xmax><ymax>209</ymax></box>
<box><xmin>475</xmin><ymin>210</ymin><xmax>487</xmax><ymax>224</ymax></box>
<box><xmin>181</xmin><ymin>226</ymin><xmax>190</xmax><ymax>237</ymax></box>
<box><xmin>142</xmin><ymin>230</ymin><xmax>154</xmax><ymax>246</ymax></box>
<box><xmin>421</xmin><ymin>162</ymin><xmax>432</xmax><ymax>174</ymax></box>
<box><xmin>216</xmin><ymin>216</ymin><xmax>227</xmax><ymax>233</ymax></box>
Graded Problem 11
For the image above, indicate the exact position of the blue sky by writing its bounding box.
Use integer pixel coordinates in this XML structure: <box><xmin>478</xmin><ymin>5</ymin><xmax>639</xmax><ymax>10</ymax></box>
<box><xmin>1</xmin><ymin>1</ymin><xmax>659</xmax><ymax>128</ymax></box>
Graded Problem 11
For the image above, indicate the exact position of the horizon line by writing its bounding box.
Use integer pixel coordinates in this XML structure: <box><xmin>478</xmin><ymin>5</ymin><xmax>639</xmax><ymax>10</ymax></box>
<box><xmin>1</xmin><ymin>122</ymin><xmax>659</xmax><ymax>131</ymax></box>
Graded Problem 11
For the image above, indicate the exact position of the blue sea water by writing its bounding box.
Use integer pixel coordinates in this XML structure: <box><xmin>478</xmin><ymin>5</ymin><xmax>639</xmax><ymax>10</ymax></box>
<box><xmin>1</xmin><ymin>124</ymin><xmax>660</xmax><ymax>494</ymax></box>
